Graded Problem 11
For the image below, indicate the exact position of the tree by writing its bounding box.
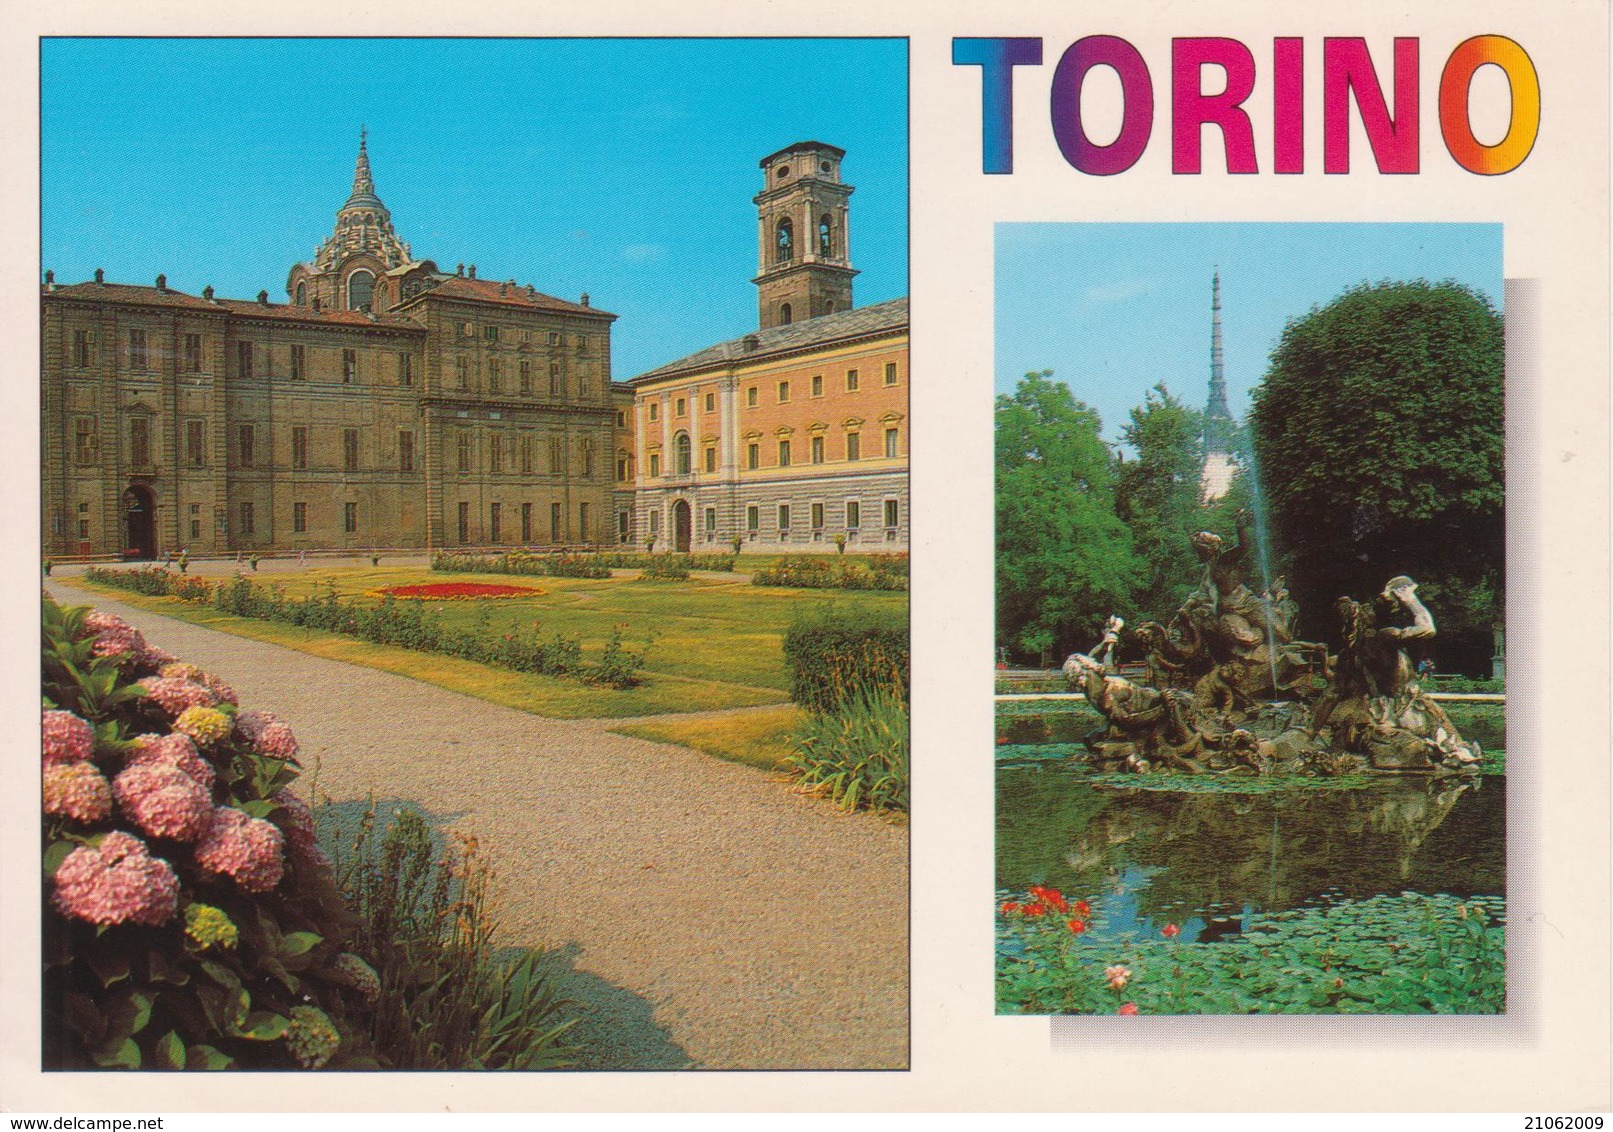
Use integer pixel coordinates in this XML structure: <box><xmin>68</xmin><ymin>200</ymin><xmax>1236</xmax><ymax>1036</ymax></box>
<box><xmin>1248</xmin><ymin>280</ymin><xmax>1503</xmax><ymax>664</ymax></box>
<box><xmin>997</xmin><ymin>372</ymin><xmax>1143</xmax><ymax>662</ymax></box>
<box><xmin>1114</xmin><ymin>383</ymin><xmax>1206</xmax><ymax>623</ymax></box>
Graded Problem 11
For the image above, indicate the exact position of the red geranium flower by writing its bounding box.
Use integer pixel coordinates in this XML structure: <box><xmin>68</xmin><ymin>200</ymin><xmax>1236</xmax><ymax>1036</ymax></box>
<box><xmin>1066</xmin><ymin>918</ymin><xmax>1088</xmax><ymax>935</ymax></box>
<box><xmin>1022</xmin><ymin>903</ymin><xmax>1047</xmax><ymax>917</ymax></box>
<box><xmin>1073</xmin><ymin>900</ymin><xmax>1092</xmax><ymax>917</ymax></box>
<box><xmin>1118</xmin><ymin>1002</ymin><xmax>1139</xmax><ymax>1016</ymax></box>
<box><xmin>1162</xmin><ymin>923</ymin><xmax>1181</xmax><ymax>939</ymax></box>
<box><xmin>1001</xmin><ymin>901</ymin><xmax>1022</xmax><ymax>914</ymax></box>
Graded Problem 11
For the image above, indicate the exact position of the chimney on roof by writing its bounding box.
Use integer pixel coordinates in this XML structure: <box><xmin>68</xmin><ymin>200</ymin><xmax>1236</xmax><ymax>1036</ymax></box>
<box><xmin>468</xmin><ymin>264</ymin><xmax>477</xmax><ymax>280</ymax></box>
<box><xmin>94</xmin><ymin>268</ymin><xmax>105</xmax><ymax>285</ymax></box>
<box><xmin>742</xmin><ymin>334</ymin><xmax>760</xmax><ymax>353</ymax></box>
<box><xmin>156</xmin><ymin>274</ymin><xmax>167</xmax><ymax>293</ymax></box>
<box><xmin>44</xmin><ymin>270</ymin><xmax>55</xmax><ymax>291</ymax></box>
<box><xmin>526</xmin><ymin>284</ymin><xmax>536</xmax><ymax>297</ymax></box>
<box><xmin>580</xmin><ymin>293</ymin><xmax>590</xmax><ymax>307</ymax></box>
<box><xmin>499</xmin><ymin>282</ymin><xmax>508</xmax><ymax>297</ymax></box>
<box><xmin>311</xmin><ymin>296</ymin><xmax>322</xmax><ymax>313</ymax></box>
<box><xmin>203</xmin><ymin>285</ymin><xmax>215</xmax><ymax>302</ymax></box>
<box><xmin>456</xmin><ymin>263</ymin><xmax>464</xmax><ymax>276</ymax></box>
<box><xmin>258</xmin><ymin>290</ymin><xmax>269</xmax><ymax>306</ymax></box>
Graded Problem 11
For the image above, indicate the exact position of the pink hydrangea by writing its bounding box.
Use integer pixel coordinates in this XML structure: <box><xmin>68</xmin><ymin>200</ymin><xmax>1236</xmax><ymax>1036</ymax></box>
<box><xmin>43</xmin><ymin>762</ymin><xmax>113</xmax><ymax>823</ymax></box>
<box><xmin>174</xmin><ymin>706</ymin><xmax>233</xmax><ymax>747</ymax></box>
<box><xmin>113</xmin><ymin>763</ymin><xmax>213</xmax><ymax>842</ymax></box>
<box><xmin>42</xmin><ymin>710</ymin><xmax>94</xmax><ymax>765</ymax></box>
<box><xmin>194</xmin><ymin>806</ymin><xmax>285</xmax><ymax>893</ymax></box>
<box><xmin>201</xmin><ymin>674</ymin><xmax>239</xmax><ymax>706</ymax></box>
<box><xmin>273</xmin><ymin>789</ymin><xmax>330</xmax><ymax>872</ymax></box>
<box><xmin>52</xmin><ymin>831</ymin><xmax>179</xmax><ymax>927</ymax></box>
<box><xmin>138</xmin><ymin>645</ymin><xmax>179</xmax><ymax>671</ymax></box>
<box><xmin>137</xmin><ymin>676</ymin><xmax>218</xmax><ymax>717</ymax></box>
<box><xmin>236</xmin><ymin>710</ymin><xmax>299</xmax><ymax>762</ymax></box>
<box><xmin>83</xmin><ymin>611</ymin><xmax>148</xmax><ymax>665</ymax></box>
<box><xmin>127</xmin><ymin>732</ymin><xmax>215</xmax><ymax>791</ymax></box>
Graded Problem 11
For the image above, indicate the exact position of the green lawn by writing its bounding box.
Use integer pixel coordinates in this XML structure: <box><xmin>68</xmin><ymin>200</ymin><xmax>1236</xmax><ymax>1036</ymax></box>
<box><xmin>612</xmin><ymin>704</ymin><xmax>804</xmax><ymax>771</ymax></box>
<box><xmin>59</xmin><ymin>567</ymin><xmax>905</xmax><ymax>722</ymax></box>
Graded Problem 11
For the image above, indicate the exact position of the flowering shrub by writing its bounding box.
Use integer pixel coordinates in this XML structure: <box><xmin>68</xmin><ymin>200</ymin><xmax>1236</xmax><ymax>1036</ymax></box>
<box><xmin>369</xmin><ymin>582</ymin><xmax>548</xmax><ymax>600</ymax></box>
<box><xmin>996</xmin><ymin>888</ymin><xmax>1506</xmax><ymax>1015</ymax></box>
<box><xmin>751</xmin><ymin>554</ymin><xmax>909</xmax><ymax>592</ymax></box>
<box><xmin>431</xmin><ymin>552</ymin><xmax>611</xmax><ymax>579</ymax></box>
<box><xmin>636</xmin><ymin>555</ymin><xmax>691</xmax><ymax>581</ymax></box>
<box><xmin>41</xmin><ymin>597</ymin><xmax>379</xmax><ymax>1069</ymax></box>
<box><xmin>84</xmin><ymin>569</ymin><xmax>646</xmax><ymax>689</ymax></box>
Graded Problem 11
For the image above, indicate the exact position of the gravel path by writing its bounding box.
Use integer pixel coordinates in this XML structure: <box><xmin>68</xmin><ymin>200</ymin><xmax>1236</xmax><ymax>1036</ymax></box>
<box><xmin>46</xmin><ymin>581</ymin><xmax>908</xmax><ymax>1070</ymax></box>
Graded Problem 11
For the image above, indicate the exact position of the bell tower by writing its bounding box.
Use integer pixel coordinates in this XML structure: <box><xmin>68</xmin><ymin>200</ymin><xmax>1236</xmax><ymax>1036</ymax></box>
<box><xmin>752</xmin><ymin>141</ymin><xmax>857</xmax><ymax>330</ymax></box>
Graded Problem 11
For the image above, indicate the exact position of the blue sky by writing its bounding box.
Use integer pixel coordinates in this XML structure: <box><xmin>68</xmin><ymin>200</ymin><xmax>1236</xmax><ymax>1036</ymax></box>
<box><xmin>995</xmin><ymin>223</ymin><xmax>1503</xmax><ymax>448</ymax></box>
<box><xmin>42</xmin><ymin>38</ymin><xmax>908</xmax><ymax>380</ymax></box>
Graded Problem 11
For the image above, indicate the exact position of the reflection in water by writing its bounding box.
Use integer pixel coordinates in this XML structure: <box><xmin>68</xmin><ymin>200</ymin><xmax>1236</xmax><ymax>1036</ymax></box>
<box><xmin>997</xmin><ymin>767</ymin><xmax>1504</xmax><ymax>942</ymax></box>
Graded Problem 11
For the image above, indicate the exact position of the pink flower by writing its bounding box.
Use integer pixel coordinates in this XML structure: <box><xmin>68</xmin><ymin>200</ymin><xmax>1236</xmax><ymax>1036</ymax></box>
<box><xmin>137</xmin><ymin>676</ymin><xmax>218</xmax><ymax>717</ymax></box>
<box><xmin>1118</xmin><ymin>1002</ymin><xmax>1139</xmax><ymax>1016</ymax></box>
<box><xmin>1162</xmin><ymin>923</ymin><xmax>1181</xmax><ymax>939</ymax></box>
<box><xmin>127</xmin><ymin>732</ymin><xmax>215</xmax><ymax>791</ymax></box>
<box><xmin>273</xmin><ymin>789</ymin><xmax>330</xmax><ymax>872</ymax></box>
<box><xmin>194</xmin><ymin>806</ymin><xmax>285</xmax><ymax>893</ymax></box>
<box><xmin>202</xmin><ymin>674</ymin><xmax>239</xmax><ymax>706</ymax></box>
<box><xmin>43</xmin><ymin>762</ymin><xmax>113</xmax><ymax>823</ymax></box>
<box><xmin>42</xmin><ymin>710</ymin><xmax>94</xmax><ymax>765</ymax></box>
<box><xmin>235</xmin><ymin>710</ymin><xmax>299</xmax><ymax>762</ymax></box>
<box><xmin>1105</xmin><ymin>964</ymin><xmax>1132</xmax><ymax>990</ymax></box>
<box><xmin>84</xmin><ymin>612</ymin><xmax>147</xmax><ymax>665</ymax></box>
<box><xmin>52</xmin><ymin>832</ymin><xmax>179</xmax><ymax>927</ymax></box>
<box><xmin>113</xmin><ymin>764</ymin><xmax>213</xmax><ymax>842</ymax></box>
<box><xmin>138</xmin><ymin>645</ymin><xmax>178</xmax><ymax>671</ymax></box>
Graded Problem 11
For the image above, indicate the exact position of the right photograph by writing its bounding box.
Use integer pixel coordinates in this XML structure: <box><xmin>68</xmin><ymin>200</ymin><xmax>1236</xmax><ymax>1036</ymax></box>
<box><xmin>994</xmin><ymin>223</ymin><xmax>1506</xmax><ymax>1016</ymax></box>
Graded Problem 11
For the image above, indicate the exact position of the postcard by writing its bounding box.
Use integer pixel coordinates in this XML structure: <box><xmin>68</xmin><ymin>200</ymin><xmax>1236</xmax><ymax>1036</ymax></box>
<box><xmin>2</xmin><ymin>0</ymin><xmax>1608</xmax><ymax>1117</ymax></box>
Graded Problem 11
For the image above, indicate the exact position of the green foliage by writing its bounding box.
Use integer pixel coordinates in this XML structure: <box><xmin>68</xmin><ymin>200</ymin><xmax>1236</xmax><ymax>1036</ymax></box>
<box><xmin>335</xmin><ymin>806</ymin><xmax>574</xmax><ymax>1069</ymax></box>
<box><xmin>432</xmin><ymin>552</ymin><xmax>612</xmax><ymax>579</ymax></box>
<box><xmin>591</xmin><ymin>551</ymin><xmax>739</xmax><ymax>572</ymax></box>
<box><xmin>41</xmin><ymin>597</ymin><xmax>378</xmax><ymax>1070</ymax></box>
<box><xmin>751</xmin><ymin>554</ymin><xmax>908</xmax><ymax>591</ymax></box>
<box><xmin>785</xmin><ymin>687</ymin><xmax>909</xmax><ymax>813</ymax></box>
<box><xmin>997</xmin><ymin>892</ymin><xmax>1505</xmax><ymax>1015</ymax></box>
<box><xmin>782</xmin><ymin>606</ymin><xmax>909</xmax><ymax>713</ymax></box>
<box><xmin>1248</xmin><ymin>280</ymin><xmax>1504</xmax><ymax>642</ymax></box>
<box><xmin>88</xmin><ymin>570</ymin><xmax>648</xmax><ymax>689</ymax></box>
<box><xmin>637</xmin><ymin>555</ymin><xmax>691</xmax><ymax>581</ymax></box>
<box><xmin>1114</xmin><ymin>383</ymin><xmax>1207</xmax><ymax>623</ymax></box>
<box><xmin>997</xmin><ymin>372</ymin><xmax>1144</xmax><ymax>663</ymax></box>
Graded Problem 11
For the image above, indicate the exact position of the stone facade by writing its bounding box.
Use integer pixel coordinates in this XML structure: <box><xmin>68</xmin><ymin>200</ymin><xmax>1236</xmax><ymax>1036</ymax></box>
<box><xmin>41</xmin><ymin>137</ymin><xmax>616</xmax><ymax>558</ymax></box>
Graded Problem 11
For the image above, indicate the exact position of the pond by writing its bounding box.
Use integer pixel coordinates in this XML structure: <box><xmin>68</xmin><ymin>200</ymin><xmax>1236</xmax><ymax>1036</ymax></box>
<box><xmin>996</xmin><ymin>709</ymin><xmax>1506</xmax><ymax>945</ymax></box>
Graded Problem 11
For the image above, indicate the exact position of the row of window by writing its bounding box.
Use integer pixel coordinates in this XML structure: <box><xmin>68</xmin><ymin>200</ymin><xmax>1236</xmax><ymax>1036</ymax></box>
<box><xmin>642</xmin><ymin>499</ymin><xmax>900</xmax><ymax>537</ymax></box>
<box><xmin>452</xmin><ymin>324</ymin><xmax>591</xmax><ymax>353</ymax></box>
<box><xmin>70</xmin><ymin>329</ymin><xmax>416</xmax><ymax>385</ymax></box>
<box><xmin>456</xmin><ymin>501</ymin><xmax>592</xmax><ymax>545</ymax></box>
<box><xmin>642</xmin><ymin>363</ymin><xmax>901</xmax><ymax>423</ymax></box>
<box><xmin>238</xmin><ymin>501</ymin><xmax>360</xmax><ymax>536</ymax></box>
<box><xmin>455</xmin><ymin>433</ymin><xmax>595</xmax><ymax>478</ymax></box>
<box><xmin>453</xmin><ymin>356</ymin><xmax>593</xmax><ymax>398</ymax></box>
<box><xmin>638</xmin><ymin>426</ymin><xmax>901</xmax><ymax>477</ymax></box>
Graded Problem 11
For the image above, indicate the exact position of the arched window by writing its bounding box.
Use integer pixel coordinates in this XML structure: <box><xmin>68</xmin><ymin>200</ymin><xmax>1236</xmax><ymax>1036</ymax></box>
<box><xmin>819</xmin><ymin>214</ymin><xmax>834</xmax><ymax>257</ymax></box>
<box><xmin>347</xmin><ymin>269</ymin><xmax>375</xmax><ymax>311</ymax></box>
<box><xmin>775</xmin><ymin>217</ymin><xmax>794</xmax><ymax>263</ymax></box>
<box><xmin>295</xmin><ymin>282</ymin><xmax>307</xmax><ymax>306</ymax></box>
<box><xmin>674</xmin><ymin>432</ymin><xmax>692</xmax><ymax>475</ymax></box>
<box><xmin>780</xmin><ymin>303</ymin><xmax>793</xmax><ymax>326</ymax></box>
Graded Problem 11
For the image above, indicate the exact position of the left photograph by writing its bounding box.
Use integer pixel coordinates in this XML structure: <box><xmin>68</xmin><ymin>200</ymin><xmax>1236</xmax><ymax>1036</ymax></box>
<box><xmin>39</xmin><ymin>37</ymin><xmax>909</xmax><ymax>1071</ymax></box>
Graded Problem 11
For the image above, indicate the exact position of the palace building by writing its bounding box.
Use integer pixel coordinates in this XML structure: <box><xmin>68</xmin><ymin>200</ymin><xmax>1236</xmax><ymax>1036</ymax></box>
<box><xmin>619</xmin><ymin>141</ymin><xmax>909</xmax><ymax>553</ymax></box>
<box><xmin>41</xmin><ymin>135</ymin><xmax>906</xmax><ymax>559</ymax></box>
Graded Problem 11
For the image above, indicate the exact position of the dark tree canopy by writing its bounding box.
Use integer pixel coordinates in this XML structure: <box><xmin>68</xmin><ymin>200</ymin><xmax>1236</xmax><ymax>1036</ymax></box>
<box><xmin>1248</xmin><ymin>280</ymin><xmax>1504</xmax><ymax>653</ymax></box>
<box><xmin>996</xmin><ymin>372</ymin><xmax>1142</xmax><ymax>662</ymax></box>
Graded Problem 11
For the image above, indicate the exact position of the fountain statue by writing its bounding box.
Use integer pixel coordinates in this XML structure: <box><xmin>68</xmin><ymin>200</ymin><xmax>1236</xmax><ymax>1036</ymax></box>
<box><xmin>1064</xmin><ymin>514</ymin><xmax>1482</xmax><ymax>777</ymax></box>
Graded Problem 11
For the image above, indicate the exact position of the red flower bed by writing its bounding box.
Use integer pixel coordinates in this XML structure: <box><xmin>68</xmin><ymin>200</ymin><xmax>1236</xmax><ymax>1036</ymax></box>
<box><xmin>371</xmin><ymin>582</ymin><xmax>546</xmax><ymax>601</ymax></box>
